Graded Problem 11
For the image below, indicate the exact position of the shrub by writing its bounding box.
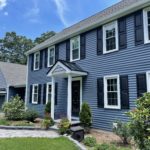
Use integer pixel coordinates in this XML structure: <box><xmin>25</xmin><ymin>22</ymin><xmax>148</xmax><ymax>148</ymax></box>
<box><xmin>58</xmin><ymin>118</ymin><xmax>70</xmax><ymax>135</ymax></box>
<box><xmin>83</xmin><ymin>136</ymin><xmax>96</xmax><ymax>147</ymax></box>
<box><xmin>79</xmin><ymin>102</ymin><xmax>92</xmax><ymax>132</ymax></box>
<box><xmin>2</xmin><ymin>95</ymin><xmax>25</xmax><ymax>120</ymax></box>
<box><xmin>42</xmin><ymin>116</ymin><xmax>54</xmax><ymax>130</ymax></box>
<box><xmin>24</xmin><ymin>110</ymin><xmax>38</xmax><ymax>122</ymax></box>
<box><xmin>94</xmin><ymin>144</ymin><xmax>125</xmax><ymax>150</ymax></box>
<box><xmin>127</xmin><ymin>93</ymin><xmax>150</xmax><ymax>150</ymax></box>
<box><xmin>113</xmin><ymin>121</ymin><xmax>130</xmax><ymax>144</ymax></box>
<box><xmin>45</xmin><ymin>101</ymin><xmax>51</xmax><ymax>114</ymax></box>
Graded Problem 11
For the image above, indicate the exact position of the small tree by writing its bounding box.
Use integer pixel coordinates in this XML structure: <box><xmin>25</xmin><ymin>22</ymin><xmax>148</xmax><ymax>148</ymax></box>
<box><xmin>79</xmin><ymin>102</ymin><xmax>92</xmax><ymax>131</ymax></box>
<box><xmin>2</xmin><ymin>95</ymin><xmax>25</xmax><ymax>120</ymax></box>
<box><xmin>127</xmin><ymin>93</ymin><xmax>150</xmax><ymax>150</ymax></box>
<box><xmin>45</xmin><ymin>101</ymin><xmax>51</xmax><ymax>114</ymax></box>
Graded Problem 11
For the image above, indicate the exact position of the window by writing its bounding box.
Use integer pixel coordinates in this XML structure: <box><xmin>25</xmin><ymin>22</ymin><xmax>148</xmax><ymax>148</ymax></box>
<box><xmin>104</xmin><ymin>75</ymin><xmax>120</xmax><ymax>109</ymax></box>
<box><xmin>46</xmin><ymin>83</ymin><xmax>52</xmax><ymax>104</ymax></box>
<box><xmin>48</xmin><ymin>46</ymin><xmax>55</xmax><ymax>67</ymax></box>
<box><xmin>70</xmin><ymin>36</ymin><xmax>80</xmax><ymax>61</ymax></box>
<box><xmin>143</xmin><ymin>7</ymin><xmax>150</xmax><ymax>43</ymax></box>
<box><xmin>34</xmin><ymin>52</ymin><xmax>40</xmax><ymax>70</ymax></box>
<box><xmin>147</xmin><ymin>71</ymin><xmax>150</xmax><ymax>92</ymax></box>
<box><xmin>32</xmin><ymin>84</ymin><xmax>38</xmax><ymax>104</ymax></box>
<box><xmin>103</xmin><ymin>21</ymin><xmax>119</xmax><ymax>54</ymax></box>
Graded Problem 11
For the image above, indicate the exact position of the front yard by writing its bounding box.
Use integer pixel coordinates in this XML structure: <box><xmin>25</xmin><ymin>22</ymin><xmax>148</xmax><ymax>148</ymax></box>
<box><xmin>0</xmin><ymin>137</ymin><xmax>79</xmax><ymax>150</ymax></box>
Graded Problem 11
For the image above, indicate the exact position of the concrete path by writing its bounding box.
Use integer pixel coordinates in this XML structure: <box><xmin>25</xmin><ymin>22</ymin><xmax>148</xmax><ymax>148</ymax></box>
<box><xmin>0</xmin><ymin>129</ymin><xmax>59</xmax><ymax>138</ymax></box>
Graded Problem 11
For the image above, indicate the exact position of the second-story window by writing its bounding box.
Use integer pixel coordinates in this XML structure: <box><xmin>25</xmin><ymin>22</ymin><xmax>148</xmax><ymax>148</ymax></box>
<box><xmin>103</xmin><ymin>21</ymin><xmax>118</xmax><ymax>54</ymax></box>
<box><xmin>48</xmin><ymin>46</ymin><xmax>55</xmax><ymax>67</ymax></box>
<box><xmin>70</xmin><ymin>36</ymin><xmax>80</xmax><ymax>61</ymax></box>
<box><xmin>34</xmin><ymin>52</ymin><xmax>40</xmax><ymax>70</ymax></box>
<box><xmin>144</xmin><ymin>7</ymin><xmax>150</xmax><ymax>43</ymax></box>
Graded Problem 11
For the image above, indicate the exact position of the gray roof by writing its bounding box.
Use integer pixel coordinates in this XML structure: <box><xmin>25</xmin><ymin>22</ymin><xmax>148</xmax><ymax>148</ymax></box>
<box><xmin>0</xmin><ymin>62</ymin><xmax>27</xmax><ymax>87</ymax></box>
<box><xmin>26</xmin><ymin>0</ymin><xmax>150</xmax><ymax>55</ymax></box>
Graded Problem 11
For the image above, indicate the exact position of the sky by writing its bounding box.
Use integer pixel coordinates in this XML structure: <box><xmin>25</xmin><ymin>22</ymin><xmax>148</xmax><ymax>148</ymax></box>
<box><xmin>0</xmin><ymin>0</ymin><xmax>121</xmax><ymax>40</ymax></box>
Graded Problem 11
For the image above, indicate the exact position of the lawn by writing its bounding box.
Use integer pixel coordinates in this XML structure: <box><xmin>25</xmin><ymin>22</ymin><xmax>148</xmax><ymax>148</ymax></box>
<box><xmin>0</xmin><ymin>137</ymin><xmax>79</xmax><ymax>150</ymax></box>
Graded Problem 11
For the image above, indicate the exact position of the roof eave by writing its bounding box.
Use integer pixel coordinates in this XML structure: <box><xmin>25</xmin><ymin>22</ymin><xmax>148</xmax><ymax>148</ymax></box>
<box><xmin>26</xmin><ymin>0</ymin><xmax>150</xmax><ymax>56</ymax></box>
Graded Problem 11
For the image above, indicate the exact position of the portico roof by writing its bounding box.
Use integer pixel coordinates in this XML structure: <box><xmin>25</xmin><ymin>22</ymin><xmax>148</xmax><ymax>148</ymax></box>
<box><xmin>47</xmin><ymin>60</ymin><xmax>88</xmax><ymax>77</ymax></box>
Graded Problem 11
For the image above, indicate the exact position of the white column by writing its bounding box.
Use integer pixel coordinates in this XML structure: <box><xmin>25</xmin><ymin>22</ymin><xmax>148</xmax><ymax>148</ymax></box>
<box><xmin>67</xmin><ymin>74</ymin><xmax>72</xmax><ymax>122</ymax></box>
<box><xmin>51</xmin><ymin>76</ymin><xmax>55</xmax><ymax>120</ymax></box>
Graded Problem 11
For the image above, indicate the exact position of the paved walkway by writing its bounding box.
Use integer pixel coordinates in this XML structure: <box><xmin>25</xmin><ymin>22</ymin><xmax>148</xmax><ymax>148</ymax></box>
<box><xmin>0</xmin><ymin>129</ymin><xmax>59</xmax><ymax>138</ymax></box>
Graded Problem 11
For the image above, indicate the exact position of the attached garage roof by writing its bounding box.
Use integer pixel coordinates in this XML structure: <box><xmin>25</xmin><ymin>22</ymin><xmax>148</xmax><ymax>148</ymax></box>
<box><xmin>0</xmin><ymin>62</ymin><xmax>27</xmax><ymax>87</ymax></box>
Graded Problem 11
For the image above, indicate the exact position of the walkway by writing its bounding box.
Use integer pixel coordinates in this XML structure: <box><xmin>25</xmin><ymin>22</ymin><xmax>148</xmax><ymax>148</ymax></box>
<box><xmin>0</xmin><ymin>129</ymin><xmax>59</xmax><ymax>138</ymax></box>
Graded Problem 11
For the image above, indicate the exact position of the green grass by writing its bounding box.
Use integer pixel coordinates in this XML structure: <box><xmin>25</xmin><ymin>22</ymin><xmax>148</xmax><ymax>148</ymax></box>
<box><xmin>0</xmin><ymin>137</ymin><xmax>79</xmax><ymax>150</ymax></box>
<box><xmin>0</xmin><ymin>119</ymin><xmax>10</xmax><ymax>126</ymax></box>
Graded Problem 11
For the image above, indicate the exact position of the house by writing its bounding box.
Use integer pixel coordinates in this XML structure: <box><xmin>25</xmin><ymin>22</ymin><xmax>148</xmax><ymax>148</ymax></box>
<box><xmin>25</xmin><ymin>0</ymin><xmax>150</xmax><ymax>131</ymax></box>
<box><xmin>0</xmin><ymin>62</ymin><xmax>26</xmax><ymax>110</ymax></box>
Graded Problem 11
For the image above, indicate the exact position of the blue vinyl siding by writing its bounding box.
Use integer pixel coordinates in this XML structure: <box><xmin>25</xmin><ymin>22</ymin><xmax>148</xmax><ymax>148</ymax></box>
<box><xmin>27</xmin><ymin>13</ymin><xmax>150</xmax><ymax>131</ymax></box>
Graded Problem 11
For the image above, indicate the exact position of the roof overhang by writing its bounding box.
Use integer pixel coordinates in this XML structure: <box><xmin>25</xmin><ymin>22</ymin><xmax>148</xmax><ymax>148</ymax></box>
<box><xmin>26</xmin><ymin>0</ymin><xmax>150</xmax><ymax>55</ymax></box>
<box><xmin>47</xmin><ymin>61</ymin><xmax>88</xmax><ymax>78</ymax></box>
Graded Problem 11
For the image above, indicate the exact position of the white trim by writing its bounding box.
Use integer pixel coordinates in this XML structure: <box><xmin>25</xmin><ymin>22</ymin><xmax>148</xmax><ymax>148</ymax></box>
<box><xmin>104</xmin><ymin>75</ymin><xmax>121</xmax><ymax>109</ymax></box>
<box><xmin>33</xmin><ymin>52</ymin><xmax>40</xmax><ymax>71</ymax></box>
<box><xmin>32</xmin><ymin>84</ymin><xmax>38</xmax><ymax>104</ymax></box>
<box><xmin>46</xmin><ymin>82</ymin><xmax>52</xmax><ymax>104</ymax></box>
<box><xmin>51</xmin><ymin>77</ymin><xmax>55</xmax><ymax>119</ymax></box>
<box><xmin>25</xmin><ymin>56</ymin><xmax>29</xmax><ymax>110</ymax></box>
<box><xmin>70</xmin><ymin>36</ymin><xmax>80</xmax><ymax>62</ymax></box>
<box><xmin>48</xmin><ymin>46</ymin><xmax>55</xmax><ymax>67</ymax></box>
<box><xmin>143</xmin><ymin>7</ymin><xmax>150</xmax><ymax>44</ymax></box>
<box><xmin>146</xmin><ymin>71</ymin><xmax>150</xmax><ymax>92</ymax></box>
<box><xmin>6</xmin><ymin>85</ymin><xmax>9</xmax><ymax>102</ymax></box>
<box><xmin>103</xmin><ymin>21</ymin><xmax>119</xmax><ymax>54</ymax></box>
<box><xmin>0</xmin><ymin>91</ymin><xmax>6</xmax><ymax>94</ymax></box>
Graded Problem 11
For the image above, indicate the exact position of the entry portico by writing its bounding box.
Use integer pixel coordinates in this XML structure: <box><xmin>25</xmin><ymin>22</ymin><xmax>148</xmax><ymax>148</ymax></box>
<box><xmin>47</xmin><ymin>60</ymin><xmax>88</xmax><ymax>122</ymax></box>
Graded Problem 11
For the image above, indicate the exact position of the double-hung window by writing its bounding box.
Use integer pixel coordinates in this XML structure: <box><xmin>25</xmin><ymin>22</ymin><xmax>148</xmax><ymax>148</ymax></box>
<box><xmin>104</xmin><ymin>75</ymin><xmax>120</xmax><ymax>109</ymax></box>
<box><xmin>70</xmin><ymin>36</ymin><xmax>80</xmax><ymax>61</ymax></box>
<box><xmin>143</xmin><ymin>7</ymin><xmax>150</xmax><ymax>43</ymax></box>
<box><xmin>46</xmin><ymin>83</ymin><xmax>52</xmax><ymax>104</ymax></box>
<box><xmin>103</xmin><ymin>21</ymin><xmax>119</xmax><ymax>54</ymax></box>
<box><xmin>48</xmin><ymin>46</ymin><xmax>55</xmax><ymax>67</ymax></box>
<box><xmin>34</xmin><ymin>52</ymin><xmax>40</xmax><ymax>70</ymax></box>
<box><xmin>32</xmin><ymin>84</ymin><xmax>38</xmax><ymax>104</ymax></box>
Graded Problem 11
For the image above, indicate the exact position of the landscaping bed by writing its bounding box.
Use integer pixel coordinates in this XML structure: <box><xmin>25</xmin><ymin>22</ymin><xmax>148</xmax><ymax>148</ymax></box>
<box><xmin>0</xmin><ymin>137</ymin><xmax>79</xmax><ymax>150</ymax></box>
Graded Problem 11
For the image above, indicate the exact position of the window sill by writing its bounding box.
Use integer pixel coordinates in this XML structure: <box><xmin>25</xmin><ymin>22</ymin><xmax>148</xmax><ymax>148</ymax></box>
<box><xmin>103</xmin><ymin>49</ymin><xmax>119</xmax><ymax>54</ymax></box>
<box><xmin>104</xmin><ymin>106</ymin><xmax>121</xmax><ymax>110</ymax></box>
<box><xmin>31</xmin><ymin>102</ymin><xmax>38</xmax><ymax>105</ymax></box>
<box><xmin>70</xmin><ymin>58</ymin><xmax>80</xmax><ymax>62</ymax></box>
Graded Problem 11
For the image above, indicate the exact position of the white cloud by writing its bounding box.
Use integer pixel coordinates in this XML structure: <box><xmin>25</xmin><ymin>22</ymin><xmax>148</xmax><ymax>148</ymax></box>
<box><xmin>25</xmin><ymin>0</ymin><xmax>40</xmax><ymax>23</ymax></box>
<box><xmin>0</xmin><ymin>0</ymin><xmax>7</xmax><ymax>10</ymax></box>
<box><xmin>4</xmin><ymin>11</ymin><xmax>8</xmax><ymax>15</ymax></box>
<box><xmin>52</xmin><ymin>0</ymin><xmax>69</xmax><ymax>27</ymax></box>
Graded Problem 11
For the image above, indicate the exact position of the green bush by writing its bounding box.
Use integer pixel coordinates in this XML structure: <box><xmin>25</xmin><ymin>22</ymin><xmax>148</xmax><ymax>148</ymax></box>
<box><xmin>113</xmin><ymin>121</ymin><xmax>130</xmax><ymax>144</ymax></box>
<box><xmin>79</xmin><ymin>102</ymin><xmax>92</xmax><ymax>131</ymax></box>
<box><xmin>127</xmin><ymin>93</ymin><xmax>150</xmax><ymax>150</ymax></box>
<box><xmin>42</xmin><ymin>117</ymin><xmax>54</xmax><ymax>130</ymax></box>
<box><xmin>24</xmin><ymin>110</ymin><xmax>38</xmax><ymax>122</ymax></box>
<box><xmin>45</xmin><ymin>101</ymin><xmax>51</xmax><ymax>114</ymax></box>
<box><xmin>2</xmin><ymin>95</ymin><xmax>25</xmax><ymax>120</ymax></box>
<box><xmin>58</xmin><ymin>118</ymin><xmax>70</xmax><ymax>135</ymax></box>
<box><xmin>83</xmin><ymin>136</ymin><xmax>96</xmax><ymax>147</ymax></box>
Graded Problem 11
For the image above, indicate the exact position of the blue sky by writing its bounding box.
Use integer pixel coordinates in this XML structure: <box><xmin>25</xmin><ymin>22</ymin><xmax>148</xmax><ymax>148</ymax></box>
<box><xmin>0</xmin><ymin>0</ymin><xmax>121</xmax><ymax>40</ymax></box>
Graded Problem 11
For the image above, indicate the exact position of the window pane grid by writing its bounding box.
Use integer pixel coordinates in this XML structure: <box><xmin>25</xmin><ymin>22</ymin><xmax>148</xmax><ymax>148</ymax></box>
<box><xmin>49</xmin><ymin>48</ymin><xmax>55</xmax><ymax>66</ymax></box>
<box><xmin>147</xmin><ymin>11</ymin><xmax>150</xmax><ymax>40</ymax></box>
<box><xmin>71</xmin><ymin>37</ymin><xmax>80</xmax><ymax>60</ymax></box>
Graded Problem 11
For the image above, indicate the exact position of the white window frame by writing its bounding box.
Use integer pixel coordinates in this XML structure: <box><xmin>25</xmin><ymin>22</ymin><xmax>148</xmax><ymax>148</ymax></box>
<box><xmin>70</xmin><ymin>36</ymin><xmax>80</xmax><ymax>62</ymax></box>
<box><xmin>32</xmin><ymin>84</ymin><xmax>38</xmax><ymax>104</ymax></box>
<box><xmin>146</xmin><ymin>71</ymin><xmax>150</xmax><ymax>92</ymax></box>
<box><xmin>46</xmin><ymin>82</ymin><xmax>52</xmax><ymax>104</ymax></box>
<box><xmin>48</xmin><ymin>46</ymin><xmax>55</xmax><ymax>67</ymax></box>
<box><xmin>34</xmin><ymin>52</ymin><xmax>40</xmax><ymax>70</ymax></box>
<box><xmin>103</xmin><ymin>21</ymin><xmax>119</xmax><ymax>54</ymax></box>
<box><xmin>143</xmin><ymin>7</ymin><xmax>150</xmax><ymax>44</ymax></box>
<box><xmin>104</xmin><ymin>75</ymin><xmax>121</xmax><ymax>109</ymax></box>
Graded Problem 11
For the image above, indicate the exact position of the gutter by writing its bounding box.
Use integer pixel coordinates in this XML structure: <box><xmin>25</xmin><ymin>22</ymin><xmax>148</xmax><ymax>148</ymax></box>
<box><xmin>26</xmin><ymin>0</ymin><xmax>150</xmax><ymax>55</ymax></box>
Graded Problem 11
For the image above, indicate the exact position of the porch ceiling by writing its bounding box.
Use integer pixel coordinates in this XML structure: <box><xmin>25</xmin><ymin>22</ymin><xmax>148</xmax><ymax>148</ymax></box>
<box><xmin>47</xmin><ymin>60</ymin><xmax>88</xmax><ymax>77</ymax></box>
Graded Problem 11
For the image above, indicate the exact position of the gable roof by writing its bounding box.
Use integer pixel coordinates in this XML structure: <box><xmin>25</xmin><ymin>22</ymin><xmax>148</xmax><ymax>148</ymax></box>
<box><xmin>0</xmin><ymin>62</ymin><xmax>27</xmax><ymax>87</ymax></box>
<box><xmin>26</xmin><ymin>0</ymin><xmax>150</xmax><ymax>55</ymax></box>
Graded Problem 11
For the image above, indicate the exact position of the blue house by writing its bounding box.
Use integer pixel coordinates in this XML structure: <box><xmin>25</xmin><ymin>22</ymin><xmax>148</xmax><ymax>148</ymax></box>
<box><xmin>26</xmin><ymin>0</ymin><xmax>150</xmax><ymax>131</ymax></box>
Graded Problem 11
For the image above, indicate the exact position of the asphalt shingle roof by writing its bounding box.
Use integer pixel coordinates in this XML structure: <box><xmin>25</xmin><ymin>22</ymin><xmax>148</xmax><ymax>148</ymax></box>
<box><xmin>26</xmin><ymin>0</ymin><xmax>150</xmax><ymax>55</ymax></box>
<box><xmin>0</xmin><ymin>62</ymin><xmax>27</xmax><ymax>87</ymax></box>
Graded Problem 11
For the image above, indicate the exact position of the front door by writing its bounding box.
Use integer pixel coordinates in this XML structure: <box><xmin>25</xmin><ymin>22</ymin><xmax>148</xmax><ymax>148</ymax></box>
<box><xmin>72</xmin><ymin>80</ymin><xmax>80</xmax><ymax>117</ymax></box>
